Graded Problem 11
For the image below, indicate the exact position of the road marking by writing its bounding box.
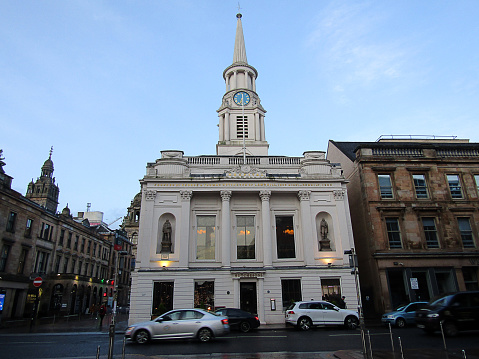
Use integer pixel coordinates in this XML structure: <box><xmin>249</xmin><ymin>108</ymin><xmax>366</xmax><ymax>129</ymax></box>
<box><xmin>223</xmin><ymin>335</ymin><xmax>288</xmax><ymax>338</ymax></box>
<box><xmin>7</xmin><ymin>341</ymin><xmax>56</xmax><ymax>344</ymax></box>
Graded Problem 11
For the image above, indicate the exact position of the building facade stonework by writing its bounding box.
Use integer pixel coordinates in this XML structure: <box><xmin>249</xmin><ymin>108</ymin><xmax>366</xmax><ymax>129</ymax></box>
<box><xmin>129</xmin><ymin>14</ymin><xmax>357</xmax><ymax>325</ymax></box>
<box><xmin>327</xmin><ymin>138</ymin><xmax>479</xmax><ymax>318</ymax></box>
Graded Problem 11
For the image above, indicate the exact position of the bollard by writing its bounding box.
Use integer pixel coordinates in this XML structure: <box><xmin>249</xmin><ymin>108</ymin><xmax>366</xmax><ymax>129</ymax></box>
<box><xmin>122</xmin><ymin>337</ymin><xmax>126</xmax><ymax>359</ymax></box>
<box><xmin>96</xmin><ymin>345</ymin><xmax>100</xmax><ymax>359</ymax></box>
<box><xmin>388</xmin><ymin>322</ymin><xmax>395</xmax><ymax>353</ymax></box>
<box><xmin>398</xmin><ymin>336</ymin><xmax>404</xmax><ymax>359</ymax></box>
<box><xmin>439</xmin><ymin>321</ymin><xmax>449</xmax><ymax>359</ymax></box>
<box><xmin>367</xmin><ymin>330</ymin><xmax>373</xmax><ymax>359</ymax></box>
<box><xmin>462</xmin><ymin>350</ymin><xmax>467</xmax><ymax>359</ymax></box>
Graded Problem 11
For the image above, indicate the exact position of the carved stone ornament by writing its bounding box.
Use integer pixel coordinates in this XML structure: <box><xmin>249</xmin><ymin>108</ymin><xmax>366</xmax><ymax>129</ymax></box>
<box><xmin>225</xmin><ymin>165</ymin><xmax>267</xmax><ymax>178</ymax></box>
<box><xmin>145</xmin><ymin>190</ymin><xmax>157</xmax><ymax>201</ymax></box>
<box><xmin>180</xmin><ymin>190</ymin><xmax>193</xmax><ymax>201</ymax></box>
<box><xmin>259</xmin><ymin>190</ymin><xmax>271</xmax><ymax>201</ymax></box>
<box><xmin>220</xmin><ymin>190</ymin><xmax>232</xmax><ymax>201</ymax></box>
<box><xmin>161</xmin><ymin>150</ymin><xmax>184</xmax><ymax>159</ymax></box>
<box><xmin>298</xmin><ymin>190</ymin><xmax>311</xmax><ymax>201</ymax></box>
<box><xmin>333</xmin><ymin>190</ymin><xmax>345</xmax><ymax>200</ymax></box>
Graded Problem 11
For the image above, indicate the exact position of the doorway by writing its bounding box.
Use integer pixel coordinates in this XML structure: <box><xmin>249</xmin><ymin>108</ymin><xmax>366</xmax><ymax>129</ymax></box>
<box><xmin>240</xmin><ymin>282</ymin><xmax>257</xmax><ymax>315</ymax></box>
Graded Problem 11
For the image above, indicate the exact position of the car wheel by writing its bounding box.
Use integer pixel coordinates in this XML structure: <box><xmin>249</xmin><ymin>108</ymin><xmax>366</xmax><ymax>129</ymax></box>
<box><xmin>442</xmin><ymin>321</ymin><xmax>458</xmax><ymax>337</ymax></box>
<box><xmin>345</xmin><ymin>316</ymin><xmax>359</xmax><ymax>330</ymax></box>
<box><xmin>298</xmin><ymin>317</ymin><xmax>312</xmax><ymax>331</ymax></box>
<box><xmin>396</xmin><ymin>318</ymin><xmax>406</xmax><ymax>328</ymax></box>
<box><xmin>239</xmin><ymin>321</ymin><xmax>251</xmax><ymax>333</ymax></box>
<box><xmin>198</xmin><ymin>328</ymin><xmax>213</xmax><ymax>342</ymax></box>
<box><xmin>134</xmin><ymin>329</ymin><xmax>150</xmax><ymax>344</ymax></box>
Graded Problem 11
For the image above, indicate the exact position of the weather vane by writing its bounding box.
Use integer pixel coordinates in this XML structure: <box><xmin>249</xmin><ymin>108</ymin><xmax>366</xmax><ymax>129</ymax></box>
<box><xmin>49</xmin><ymin>146</ymin><xmax>54</xmax><ymax>159</ymax></box>
<box><xmin>238</xmin><ymin>2</ymin><xmax>241</xmax><ymax>13</ymax></box>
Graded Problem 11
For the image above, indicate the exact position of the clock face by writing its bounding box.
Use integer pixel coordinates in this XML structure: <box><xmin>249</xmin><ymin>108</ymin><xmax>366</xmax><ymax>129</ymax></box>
<box><xmin>233</xmin><ymin>91</ymin><xmax>250</xmax><ymax>106</ymax></box>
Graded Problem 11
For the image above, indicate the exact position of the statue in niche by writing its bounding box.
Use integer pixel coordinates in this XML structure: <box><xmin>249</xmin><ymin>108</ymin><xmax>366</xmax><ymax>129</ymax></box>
<box><xmin>161</xmin><ymin>219</ymin><xmax>172</xmax><ymax>253</ymax></box>
<box><xmin>319</xmin><ymin>218</ymin><xmax>332</xmax><ymax>251</ymax></box>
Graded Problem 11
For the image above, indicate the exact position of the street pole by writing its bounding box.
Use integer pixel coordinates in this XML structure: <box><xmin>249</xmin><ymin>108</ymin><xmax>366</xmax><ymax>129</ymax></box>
<box><xmin>108</xmin><ymin>250</ymin><xmax>127</xmax><ymax>359</ymax></box>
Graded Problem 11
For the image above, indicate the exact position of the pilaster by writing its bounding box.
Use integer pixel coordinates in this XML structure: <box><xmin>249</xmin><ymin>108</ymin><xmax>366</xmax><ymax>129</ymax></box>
<box><xmin>260</xmin><ymin>190</ymin><xmax>272</xmax><ymax>267</ymax></box>
<box><xmin>221</xmin><ymin>190</ymin><xmax>232</xmax><ymax>268</ymax></box>
<box><xmin>179</xmin><ymin>190</ymin><xmax>193</xmax><ymax>267</ymax></box>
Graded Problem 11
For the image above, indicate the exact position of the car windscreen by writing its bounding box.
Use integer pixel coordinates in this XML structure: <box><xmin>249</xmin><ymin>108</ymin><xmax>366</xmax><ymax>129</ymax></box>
<box><xmin>428</xmin><ymin>295</ymin><xmax>453</xmax><ymax>309</ymax></box>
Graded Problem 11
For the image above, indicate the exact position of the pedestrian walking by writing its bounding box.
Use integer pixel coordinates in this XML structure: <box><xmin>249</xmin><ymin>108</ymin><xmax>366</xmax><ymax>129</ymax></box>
<box><xmin>99</xmin><ymin>303</ymin><xmax>107</xmax><ymax>328</ymax></box>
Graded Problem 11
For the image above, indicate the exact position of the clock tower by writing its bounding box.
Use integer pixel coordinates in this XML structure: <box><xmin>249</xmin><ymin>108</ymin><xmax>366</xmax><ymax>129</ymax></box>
<box><xmin>217</xmin><ymin>13</ymin><xmax>269</xmax><ymax>156</ymax></box>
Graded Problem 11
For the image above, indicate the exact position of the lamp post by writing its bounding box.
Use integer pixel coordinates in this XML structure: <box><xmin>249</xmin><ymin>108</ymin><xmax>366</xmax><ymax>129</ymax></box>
<box><xmin>345</xmin><ymin>248</ymin><xmax>367</xmax><ymax>359</ymax></box>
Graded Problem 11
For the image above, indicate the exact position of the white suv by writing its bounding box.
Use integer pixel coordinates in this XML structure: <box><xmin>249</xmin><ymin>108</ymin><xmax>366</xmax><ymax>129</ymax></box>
<box><xmin>285</xmin><ymin>301</ymin><xmax>359</xmax><ymax>331</ymax></box>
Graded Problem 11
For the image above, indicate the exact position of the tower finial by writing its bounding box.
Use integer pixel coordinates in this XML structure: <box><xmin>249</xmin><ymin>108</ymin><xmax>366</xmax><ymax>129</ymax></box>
<box><xmin>237</xmin><ymin>2</ymin><xmax>242</xmax><ymax>18</ymax></box>
<box><xmin>49</xmin><ymin>146</ymin><xmax>53</xmax><ymax>159</ymax></box>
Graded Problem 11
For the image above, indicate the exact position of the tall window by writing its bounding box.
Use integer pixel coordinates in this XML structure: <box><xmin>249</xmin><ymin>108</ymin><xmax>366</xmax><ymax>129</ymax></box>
<box><xmin>236</xmin><ymin>116</ymin><xmax>248</xmax><ymax>139</ymax></box>
<box><xmin>25</xmin><ymin>218</ymin><xmax>33</xmax><ymax>237</ymax></box>
<box><xmin>386</xmin><ymin>218</ymin><xmax>402</xmax><ymax>248</ymax></box>
<box><xmin>422</xmin><ymin>217</ymin><xmax>439</xmax><ymax>248</ymax></box>
<box><xmin>17</xmin><ymin>248</ymin><xmax>28</xmax><ymax>274</ymax></box>
<box><xmin>87</xmin><ymin>240</ymin><xmax>91</xmax><ymax>254</ymax></box>
<box><xmin>63</xmin><ymin>257</ymin><xmax>69</xmax><ymax>273</ymax></box>
<box><xmin>152</xmin><ymin>281</ymin><xmax>174</xmax><ymax>315</ymax></box>
<box><xmin>6</xmin><ymin>212</ymin><xmax>17</xmax><ymax>233</ymax></box>
<box><xmin>40</xmin><ymin>223</ymin><xmax>52</xmax><ymax>240</ymax></box>
<box><xmin>35</xmin><ymin>251</ymin><xmax>49</xmax><ymax>274</ymax></box>
<box><xmin>78</xmin><ymin>261</ymin><xmax>83</xmax><ymax>276</ymax></box>
<box><xmin>67</xmin><ymin>232</ymin><xmax>72</xmax><ymax>248</ymax></box>
<box><xmin>74</xmin><ymin>235</ymin><xmax>79</xmax><ymax>250</ymax></box>
<box><xmin>54</xmin><ymin>255</ymin><xmax>61</xmax><ymax>273</ymax></box>
<box><xmin>237</xmin><ymin>215</ymin><xmax>255</xmax><ymax>259</ymax></box>
<box><xmin>71</xmin><ymin>259</ymin><xmax>76</xmax><ymax>274</ymax></box>
<box><xmin>378</xmin><ymin>174</ymin><xmax>393</xmax><ymax>199</ymax></box>
<box><xmin>194</xmin><ymin>281</ymin><xmax>215</xmax><ymax>309</ymax></box>
<box><xmin>59</xmin><ymin>229</ymin><xmax>65</xmax><ymax>246</ymax></box>
<box><xmin>281</xmin><ymin>279</ymin><xmax>302</xmax><ymax>309</ymax></box>
<box><xmin>458</xmin><ymin>218</ymin><xmax>475</xmax><ymax>248</ymax></box>
<box><xmin>0</xmin><ymin>244</ymin><xmax>11</xmax><ymax>272</ymax></box>
<box><xmin>196</xmin><ymin>216</ymin><xmax>216</xmax><ymax>260</ymax></box>
<box><xmin>413</xmin><ymin>174</ymin><xmax>428</xmax><ymax>199</ymax></box>
<box><xmin>475</xmin><ymin>175</ymin><xmax>479</xmax><ymax>195</ymax></box>
<box><xmin>276</xmin><ymin>216</ymin><xmax>295</xmax><ymax>259</ymax></box>
<box><xmin>447</xmin><ymin>174</ymin><xmax>463</xmax><ymax>199</ymax></box>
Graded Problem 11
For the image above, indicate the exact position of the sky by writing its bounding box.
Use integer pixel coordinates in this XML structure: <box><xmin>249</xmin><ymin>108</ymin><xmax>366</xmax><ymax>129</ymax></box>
<box><xmin>1</xmin><ymin>0</ymin><xmax>479</xmax><ymax>228</ymax></box>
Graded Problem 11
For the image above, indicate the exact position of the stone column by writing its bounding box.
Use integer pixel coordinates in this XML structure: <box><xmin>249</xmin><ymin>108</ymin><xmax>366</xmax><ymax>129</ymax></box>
<box><xmin>258</xmin><ymin>277</ymin><xmax>265</xmax><ymax>323</ymax></box>
<box><xmin>179</xmin><ymin>190</ymin><xmax>193</xmax><ymax>268</ymax></box>
<box><xmin>298</xmin><ymin>190</ymin><xmax>314</xmax><ymax>266</ymax></box>
<box><xmin>260</xmin><ymin>115</ymin><xmax>265</xmax><ymax>141</ymax></box>
<box><xmin>221</xmin><ymin>190</ymin><xmax>232</xmax><ymax>268</ymax></box>
<box><xmin>225</xmin><ymin>112</ymin><xmax>230</xmax><ymax>141</ymax></box>
<box><xmin>254</xmin><ymin>112</ymin><xmax>260</xmax><ymax>141</ymax></box>
<box><xmin>252</xmin><ymin>75</ymin><xmax>256</xmax><ymax>92</ymax></box>
<box><xmin>219</xmin><ymin>114</ymin><xmax>224</xmax><ymax>142</ymax></box>
<box><xmin>260</xmin><ymin>190</ymin><xmax>273</xmax><ymax>267</ymax></box>
<box><xmin>226</xmin><ymin>74</ymin><xmax>230</xmax><ymax>92</ymax></box>
<box><xmin>233</xmin><ymin>71</ymin><xmax>238</xmax><ymax>90</ymax></box>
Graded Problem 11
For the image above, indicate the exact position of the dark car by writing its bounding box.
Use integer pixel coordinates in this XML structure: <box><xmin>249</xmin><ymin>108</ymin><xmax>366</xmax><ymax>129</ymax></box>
<box><xmin>415</xmin><ymin>291</ymin><xmax>479</xmax><ymax>336</ymax></box>
<box><xmin>215</xmin><ymin>308</ymin><xmax>260</xmax><ymax>332</ymax></box>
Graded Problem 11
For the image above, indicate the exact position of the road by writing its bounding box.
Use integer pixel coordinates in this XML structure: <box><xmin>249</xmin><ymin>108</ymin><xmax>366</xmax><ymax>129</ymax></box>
<box><xmin>1</xmin><ymin>326</ymin><xmax>479</xmax><ymax>358</ymax></box>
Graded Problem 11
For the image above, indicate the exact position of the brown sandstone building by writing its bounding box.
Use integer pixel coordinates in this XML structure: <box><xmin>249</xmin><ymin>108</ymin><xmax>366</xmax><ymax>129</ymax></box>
<box><xmin>327</xmin><ymin>137</ymin><xmax>479</xmax><ymax>318</ymax></box>
<box><xmin>0</xmin><ymin>150</ymin><xmax>133</xmax><ymax>321</ymax></box>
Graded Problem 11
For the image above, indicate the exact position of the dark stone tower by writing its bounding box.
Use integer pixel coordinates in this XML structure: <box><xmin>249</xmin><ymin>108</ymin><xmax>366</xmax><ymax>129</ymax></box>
<box><xmin>26</xmin><ymin>147</ymin><xmax>60</xmax><ymax>213</ymax></box>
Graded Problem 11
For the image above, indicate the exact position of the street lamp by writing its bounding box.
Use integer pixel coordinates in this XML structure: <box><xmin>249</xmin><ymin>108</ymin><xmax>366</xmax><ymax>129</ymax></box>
<box><xmin>345</xmin><ymin>248</ymin><xmax>367</xmax><ymax>359</ymax></box>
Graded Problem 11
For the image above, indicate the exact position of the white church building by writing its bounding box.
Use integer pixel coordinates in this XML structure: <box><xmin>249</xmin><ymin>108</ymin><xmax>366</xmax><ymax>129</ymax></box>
<box><xmin>129</xmin><ymin>13</ymin><xmax>357</xmax><ymax>325</ymax></box>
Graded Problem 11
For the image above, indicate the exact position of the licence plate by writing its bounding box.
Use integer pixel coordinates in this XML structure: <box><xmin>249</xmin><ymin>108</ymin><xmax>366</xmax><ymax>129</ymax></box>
<box><xmin>417</xmin><ymin>324</ymin><xmax>425</xmax><ymax>328</ymax></box>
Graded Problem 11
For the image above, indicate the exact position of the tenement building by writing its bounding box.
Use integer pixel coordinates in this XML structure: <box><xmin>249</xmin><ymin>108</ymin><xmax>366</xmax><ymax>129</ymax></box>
<box><xmin>327</xmin><ymin>137</ymin><xmax>479</xmax><ymax>318</ymax></box>
<box><xmin>129</xmin><ymin>13</ymin><xmax>357</xmax><ymax>325</ymax></box>
<box><xmin>0</xmin><ymin>150</ymin><xmax>131</xmax><ymax>320</ymax></box>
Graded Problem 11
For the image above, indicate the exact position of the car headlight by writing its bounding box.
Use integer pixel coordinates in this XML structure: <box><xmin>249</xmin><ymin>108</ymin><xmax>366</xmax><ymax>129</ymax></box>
<box><xmin>125</xmin><ymin>327</ymin><xmax>134</xmax><ymax>335</ymax></box>
<box><xmin>387</xmin><ymin>315</ymin><xmax>394</xmax><ymax>319</ymax></box>
<box><xmin>427</xmin><ymin>313</ymin><xmax>439</xmax><ymax>318</ymax></box>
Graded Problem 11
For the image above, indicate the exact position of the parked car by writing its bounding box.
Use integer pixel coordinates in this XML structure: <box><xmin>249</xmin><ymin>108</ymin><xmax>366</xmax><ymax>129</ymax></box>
<box><xmin>215</xmin><ymin>308</ymin><xmax>260</xmax><ymax>332</ymax></box>
<box><xmin>415</xmin><ymin>291</ymin><xmax>479</xmax><ymax>336</ymax></box>
<box><xmin>381</xmin><ymin>302</ymin><xmax>428</xmax><ymax>328</ymax></box>
<box><xmin>285</xmin><ymin>300</ymin><xmax>359</xmax><ymax>331</ymax></box>
<box><xmin>125</xmin><ymin>308</ymin><xmax>230</xmax><ymax>344</ymax></box>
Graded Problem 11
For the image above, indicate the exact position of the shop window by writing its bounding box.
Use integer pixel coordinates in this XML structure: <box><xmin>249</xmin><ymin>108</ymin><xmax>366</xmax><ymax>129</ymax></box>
<box><xmin>196</xmin><ymin>216</ymin><xmax>216</xmax><ymax>260</ymax></box>
<box><xmin>462</xmin><ymin>267</ymin><xmax>479</xmax><ymax>290</ymax></box>
<box><xmin>281</xmin><ymin>279</ymin><xmax>302</xmax><ymax>309</ymax></box>
<box><xmin>152</xmin><ymin>281</ymin><xmax>174</xmax><ymax>316</ymax></box>
<box><xmin>194</xmin><ymin>280</ymin><xmax>214</xmax><ymax>310</ymax></box>
<box><xmin>321</xmin><ymin>278</ymin><xmax>342</xmax><ymax>305</ymax></box>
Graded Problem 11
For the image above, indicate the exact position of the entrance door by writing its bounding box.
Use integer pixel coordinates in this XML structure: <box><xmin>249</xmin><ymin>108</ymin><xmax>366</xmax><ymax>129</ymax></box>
<box><xmin>240</xmin><ymin>282</ymin><xmax>257</xmax><ymax>315</ymax></box>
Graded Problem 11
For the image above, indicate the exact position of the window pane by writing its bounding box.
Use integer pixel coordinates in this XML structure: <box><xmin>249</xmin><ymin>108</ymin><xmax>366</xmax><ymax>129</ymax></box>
<box><xmin>0</xmin><ymin>245</ymin><xmax>11</xmax><ymax>272</ymax></box>
<box><xmin>458</xmin><ymin>218</ymin><xmax>475</xmax><ymax>248</ymax></box>
<box><xmin>6</xmin><ymin>212</ymin><xmax>16</xmax><ymax>232</ymax></box>
<box><xmin>196</xmin><ymin>216</ymin><xmax>216</xmax><ymax>260</ymax></box>
<box><xmin>281</xmin><ymin>279</ymin><xmax>302</xmax><ymax>309</ymax></box>
<box><xmin>475</xmin><ymin>175</ymin><xmax>479</xmax><ymax>194</ymax></box>
<box><xmin>413</xmin><ymin>174</ymin><xmax>428</xmax><ymax>199</ymax></box>
<box><xmin>378</xmin><ymin>175</ymin><xmax>393</xmax><ymax>199</ymax></box>
<box><xmin>276</xmin><ymin>216</ymin><xmax>295</xmax><ymax>259</ymax></box>
<box><xmin>152</xmin><ymin>282</ymin><xmax>174</xmax><ymax>316</ymax></box>
<box><xmin>422</xmin><ymin>217</ymin><xmax>439</xmax><ymax>248</ymax></box>
<box><xmin>447</xmin><ymin>175</ymin><xmax>463</xmax><ymax>199</ymax></box>
<box><xmin>194</xmin><ymin>281</ymin><xmax>214</xmax><ymax>310</ymax></box>
<box><xmin>386</xmin><ymin>218</ymin><xmax>402</xmax><ymax>248</ymax></box>
<box><xmin>237</xmin><ymin>215</ymin><xmax>255</xmax><ymax>259</ymax></box>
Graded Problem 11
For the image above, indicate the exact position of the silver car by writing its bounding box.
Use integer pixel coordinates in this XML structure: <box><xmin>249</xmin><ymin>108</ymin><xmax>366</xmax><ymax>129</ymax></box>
<box><xmin>125</xmin><ymin>308</ymin><xmax>230</xmax><ymax>344</ymax></box>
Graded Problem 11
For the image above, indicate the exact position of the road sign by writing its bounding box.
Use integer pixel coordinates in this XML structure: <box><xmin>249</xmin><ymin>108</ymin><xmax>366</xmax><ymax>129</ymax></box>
<box><xmin>33</xmin><ymin>277</ymin><xmax>43</xmax><ymax>287</ymax></box>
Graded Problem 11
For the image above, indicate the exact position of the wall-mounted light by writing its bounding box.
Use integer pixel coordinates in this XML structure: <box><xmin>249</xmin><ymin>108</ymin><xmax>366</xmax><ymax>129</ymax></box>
<box><xmin>270</xmin><ymin>298</ymin><xmax>276</xmax><ymax>311</ymax></box>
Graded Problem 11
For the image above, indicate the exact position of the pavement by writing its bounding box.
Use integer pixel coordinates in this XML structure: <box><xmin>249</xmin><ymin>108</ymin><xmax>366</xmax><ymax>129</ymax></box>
<box><xmin>1</xmin><ymin>315</ymin><xmax>479</xmax><ymax>359</ymax></box>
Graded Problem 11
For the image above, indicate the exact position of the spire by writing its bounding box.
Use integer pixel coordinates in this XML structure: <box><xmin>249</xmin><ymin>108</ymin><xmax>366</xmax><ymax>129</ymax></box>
<box><xmin>233</xmin><ymin>13</ymin><xmax>248</xmax><ymax>64</ymax></box>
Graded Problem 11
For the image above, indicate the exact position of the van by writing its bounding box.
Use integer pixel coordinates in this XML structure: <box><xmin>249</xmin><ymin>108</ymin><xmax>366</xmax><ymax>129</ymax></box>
<box><xmin>415</xmin><ymin>291</ymin><xmax>479</xmax><ymax>336</ymax></box>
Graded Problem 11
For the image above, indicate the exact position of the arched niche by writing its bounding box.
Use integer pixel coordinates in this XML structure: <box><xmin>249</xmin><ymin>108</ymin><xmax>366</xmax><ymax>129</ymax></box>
<box><xmin>315</xmin><ymin>212</ymin><xmax>335</xmax><ymax>251</ymax></box>
<box><xmin>157</xmin><ymin>213</ymin><xmax>176</xmax><ymax>254</ymax></box>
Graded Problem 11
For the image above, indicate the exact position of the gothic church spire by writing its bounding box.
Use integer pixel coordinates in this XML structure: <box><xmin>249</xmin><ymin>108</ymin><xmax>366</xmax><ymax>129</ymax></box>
<box><xmin>233</xmin><ymin>13</ymin><xmax>248</xmax><ymax>65</ymax></box>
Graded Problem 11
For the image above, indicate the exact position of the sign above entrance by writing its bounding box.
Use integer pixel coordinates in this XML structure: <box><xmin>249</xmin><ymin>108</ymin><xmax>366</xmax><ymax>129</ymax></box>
<box><xmin>232</xmin><ymin>272</ymin><xmax>265</xmax><ymax>279</ymax></box>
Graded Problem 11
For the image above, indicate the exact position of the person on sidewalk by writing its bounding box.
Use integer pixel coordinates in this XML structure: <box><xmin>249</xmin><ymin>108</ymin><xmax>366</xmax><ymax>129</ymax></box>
<box><xmin>98</xmin><ymin>303</ymin><xmax>107</xmax><ymax>328</ymax></box>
